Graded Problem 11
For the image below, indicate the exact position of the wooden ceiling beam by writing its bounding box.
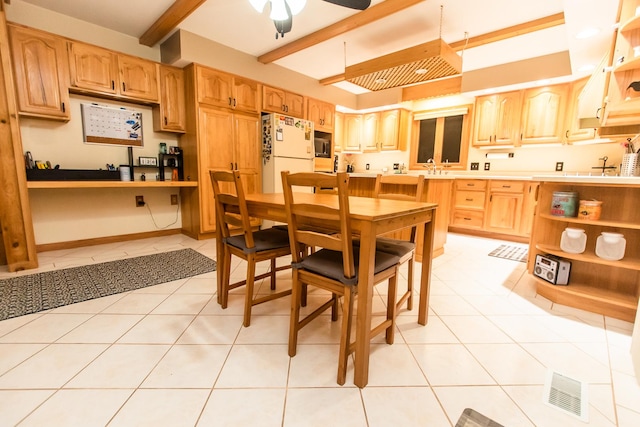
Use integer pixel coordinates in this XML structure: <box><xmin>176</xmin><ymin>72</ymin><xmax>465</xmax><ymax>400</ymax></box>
<box><xmin>320</xmin><ymin>12</ymin><xmax>565</xmax><ymax>86</ymax></box>
<box><xmin>139</xmin><ymin>0</ymin><xmax>208</xmax><ymax>47</ymax></box>
<box><xmin>257</xmin><ymin>0</ymin><xmax>426</xmax><ymax>64</ymax></box>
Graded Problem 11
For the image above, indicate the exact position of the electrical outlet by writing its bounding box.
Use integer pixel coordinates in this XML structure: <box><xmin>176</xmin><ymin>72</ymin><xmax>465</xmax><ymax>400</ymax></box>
<box><xmin>135</xmin><ymin>195</ymin><xmax>145</xmax><ymax>207</ymax></box>
<box><xmin>484</xmin><ymin>162</ymin><xmax>490</xmax><ymax>171</ymax></box>
<box><xmin>555</xmin><ymin>161</ymin><xmax>564</xmax><ymax>172</ymax></box>
<box><xmin>170</xmin><ymin>194</ymin><xmax>178</xmax><ymax>205</ymax></box>
<box><xmin>470</xmin><ymin>162</ymin><xmax>479</xmax><ymax>170</ymax></box>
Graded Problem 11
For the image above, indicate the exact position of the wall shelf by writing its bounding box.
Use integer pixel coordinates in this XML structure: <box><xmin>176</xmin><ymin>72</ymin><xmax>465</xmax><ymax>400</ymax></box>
<box><xmin>27</xmin><ymin>181</ymin><xmax>197</xmax><ymax>189</ymax></box>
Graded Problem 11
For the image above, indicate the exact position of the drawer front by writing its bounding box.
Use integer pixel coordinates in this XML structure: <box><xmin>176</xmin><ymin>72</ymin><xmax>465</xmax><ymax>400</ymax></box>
<box><xmin>489</xmin><ymin>180</ymin><xmax>525</xmax><ymax>193</ymax></box>
<box><xmin>451</xmin><ymin>209</ymin><xmax>484</xmax><ymax>228</ymax></box>
<box><xmin>454</xmin><ymin>190</ymin><xmax>486</xmax><ymax>209</ymax></box>
<box><xmin>456</xmin><ymin>179</ymin><xmax>487</xmax><ymax>190</ymax></box>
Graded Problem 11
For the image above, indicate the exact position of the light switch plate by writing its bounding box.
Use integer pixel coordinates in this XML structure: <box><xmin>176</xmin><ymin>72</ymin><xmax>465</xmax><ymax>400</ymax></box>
<box><xmin>470</xmin><ymin>162</ymin><xmax>479</xmax><ymax>170</ymax></box>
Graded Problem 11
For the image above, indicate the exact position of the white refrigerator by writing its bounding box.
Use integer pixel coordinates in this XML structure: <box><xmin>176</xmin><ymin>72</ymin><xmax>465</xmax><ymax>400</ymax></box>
<box><xmin>262</xmin><ymin>113</ymin><xmax>315</xmax><ymax>194</ymax></box>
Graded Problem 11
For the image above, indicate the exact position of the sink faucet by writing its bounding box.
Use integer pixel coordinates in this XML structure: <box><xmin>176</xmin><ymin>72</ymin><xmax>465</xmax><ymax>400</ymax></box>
<box><xmin>424</xmin><ymin>158</ymin><xmax>437</xmax><ymax>175</ymax></box>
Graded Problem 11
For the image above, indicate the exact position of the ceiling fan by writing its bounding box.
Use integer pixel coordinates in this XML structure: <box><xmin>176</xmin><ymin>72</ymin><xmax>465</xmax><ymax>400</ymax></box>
<box><xmin>250</xmin><ymin>0</ymin><xmax>371</xmax><ymax>39</ymax></box>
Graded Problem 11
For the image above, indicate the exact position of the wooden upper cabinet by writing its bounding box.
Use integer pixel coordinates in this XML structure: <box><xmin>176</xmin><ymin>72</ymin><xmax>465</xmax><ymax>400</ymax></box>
<box><xmin>196</xmin><ymin>66</ymin><xmax>259</xmax><ymax>113</ymax></box>
<box><xmin>262</xmin><ymin>85</ymin><xmax>304</xmax><ymax>117</ymax></box>
<box><xmin>8</xmin><ymin>24</ymin><xmax>70</xmax><ymax>120</ymax></box>
<box><xmin>197</xmin><ymin>66</ymin><xmax>233</xmax><ymax>108</ymax></box>
<box><xmin>362</xmin><ymin>112</ymin><xmax>379</xmax><ymax>152</ymax></box>
<box><xmin>67</xmin><ymin>41</ymin><xmax>118</xmax><ymax>94</ymax></box>
<box><xmin>118</xmin><ymin>54</ymin><xmax>158</xmax><ymax>102</ymax></box>
<box><xmin>472</xmin><ymin>91</ymin><xmax>521</xmax><ymax>146</ymax></box>
<box><xmin>307</xmin><ymin>97</ymin><xmax>335</xmax><ymax>131</ymax></box>
<box><xmin>565</xmin><ymin>77</ymin><xmax>596</xmax><ymax>143</ymax></box>
<box><xmin>379</xmin><ymin>109</ymin><xmax>403</xmax><ymax>150</ymax></box>
<box><xmin>342</xmin><ymin>114</ymin><xmax>362</xmax><ymax>152</ymax></box>
<box><xmin>153</xmin><ymin>65</ymin><xmax>186</xmax><ymax>133</ymax></box>
<box><xmin>520</xmin><ymin>84</ymin><xmax>569</xmax><ymax>144</ymax></box>
<box><xmin>68</xmin><ymin>41</ymin><xmax>158</xmax><ymax>102</ymax></box>
<box><xmin>233</xmin><ymin>76</ymin><xmax>259</xmax><ymax>113</ymax></box>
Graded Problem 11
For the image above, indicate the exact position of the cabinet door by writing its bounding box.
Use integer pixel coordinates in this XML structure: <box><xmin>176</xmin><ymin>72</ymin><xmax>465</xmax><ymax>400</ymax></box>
<box><xmin>198</xmin><ymin>107</ymin><xmax>234</xmax><ymax>232</ymax></box>
<box><xmin>262</xmin><ymin>86</ymin><xmax>286</xmax><ymax>113</ymax></box>
<box><xmin>197</xmin><ymin>66</ymin><xmax>234</xmax><ymax>108</ymax></box>
<box><xmin>362</xmin><ymin>112</ymin><xmax>379</xmax><ymax>152</ymax></box>
<box><xmin>118</xmin><ymin>54</ymin><xmax>158</xmax><ymax>102</ymax></box>
<box><xmin>9</xmin><ymin>25</ymin><xmax>70</xmax><ymax>120</ymax></box>
<box><xmin>472</xmin><ymin>95</ymin><xmax>498</xmax><ymax>146</ymax></box>
<box><xmin>233</xmin><ymin>113</ymin><xmax>261</xmax><ymax>197</ymax></box>
<box><xmin>334</xmin><ymin>111</ymin><xmax>344</xmax><ymax>152</ymax></box>
<box><xmin>67</xmin><ymin>41</ymin><xmax>118</xmax><ymax>94</ymax></box>
<box><xmin>379</xmin><ymin>109</ymin><xmax>401</xmax><ymax>150</ymax></box>
<box><xmin>486</xmin><ymin>192</ymin><xmax>523</xmax><ymax>233</ymax></box>
<box><xmin>307</xmin><ymin>98</ymin><xmax>335</xmax><ymax>131</ymax></box>
<box><xmin>285</xmin><ymin>91</ymin><xmax>305</xmax><ymax>117</ymax></box>
<box><xmin>494</xmin><ymin>91</ymin><xmax>522</xmax><ymax>145</ymax></box>
<box><xmin>520</xmin><ymin>182</ymin><xmax>539</xmax><ymax>237</ymax></box>
<box><xmin>566</xmin><ymin>77</ymin><xmax>596</xmax><ymax>143</ymax></box>
<box><xmin>155</xmin><ymin>65</ymin><xmax>185</xmax><ymax>132</ymax></box>
<box><xmin>233</xmin><ymin>76</ymin><xmax>259</xmax><ymax>113</ymax></box>
<box><xmin>343</xmin><ymin>114</ymin><xmax>362</xmax><ymax>151</ymax></box>
<box><xmin>520</xmin><ymin>84</ymin><xmax>568</xmax><ymax>144</ymax></box>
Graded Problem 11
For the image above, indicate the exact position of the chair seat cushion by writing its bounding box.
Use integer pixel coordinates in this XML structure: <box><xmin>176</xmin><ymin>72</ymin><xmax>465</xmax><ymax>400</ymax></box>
<box><xmin>299</xmin><ymin>247</ymin><xmax>400</xmax><ymax>286</ymax></box>
<box><xmin>375</xmin><ymin>237</ymin><xmax>415</xmax><ymax>257</ymax></box>
<box><xmin>225</xmin><ymin>228</ymin><xmax>290</xmax><ymax>254</ymax></box>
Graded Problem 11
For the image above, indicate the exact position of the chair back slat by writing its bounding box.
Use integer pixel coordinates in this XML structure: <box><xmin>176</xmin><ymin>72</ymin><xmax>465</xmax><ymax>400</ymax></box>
<box><xmin>281</xmin><ymin>172</ymin><xmax>355</xmax><ymax>280</ymax></box>
<box><xmin>210</xmin><ymin>170</ymin><xmax>256</xmax><ymax>248</ymax></box>
<box><xmin>374</xmin><ymin>174</ymin><xmax>425</xmax><ymax>242</ymax></box>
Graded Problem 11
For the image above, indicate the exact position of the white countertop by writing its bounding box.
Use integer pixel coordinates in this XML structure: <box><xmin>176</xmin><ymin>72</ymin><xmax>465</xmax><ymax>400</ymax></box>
<box><xmin>344</xmin><ymin>171</ymin><xmax>640</xmax><ymax>184</ymax></box>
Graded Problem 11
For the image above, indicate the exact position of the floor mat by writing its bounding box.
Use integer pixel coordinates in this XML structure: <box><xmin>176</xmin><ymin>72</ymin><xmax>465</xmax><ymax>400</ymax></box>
<box><xmin>0</xmin><ymin>248</ymin><xmax>216</xmax><ymax>321</ymax></box>
<box><xmin>488</xmin><ymin>244</ymin><xmax>528</xmax><ymax>263</ymax></box>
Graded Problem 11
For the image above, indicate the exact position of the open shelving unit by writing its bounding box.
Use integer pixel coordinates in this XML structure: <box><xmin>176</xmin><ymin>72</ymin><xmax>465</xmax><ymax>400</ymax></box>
<box><xmin>529</xmin><ymin>181</ymin><xmax>640</xmax><ymax>322</ymax></box>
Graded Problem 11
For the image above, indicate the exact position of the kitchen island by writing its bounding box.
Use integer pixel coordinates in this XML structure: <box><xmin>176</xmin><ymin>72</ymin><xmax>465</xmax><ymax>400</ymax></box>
<box><xmin>346</xmin><ymin>174</ymin><xmax>453</xmax><ymax>259</ymax></box>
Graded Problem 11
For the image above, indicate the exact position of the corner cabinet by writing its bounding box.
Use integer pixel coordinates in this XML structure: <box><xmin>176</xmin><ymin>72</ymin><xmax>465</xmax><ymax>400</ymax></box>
<box><xmin>529</xmin><ymin>181</ymin><xmax>640</xmax><ymax>322</ymax></box>
<box><xmin>8</xmin><ymin>24</ymin><xmax>70</xmax><ymax>120</ymax></box>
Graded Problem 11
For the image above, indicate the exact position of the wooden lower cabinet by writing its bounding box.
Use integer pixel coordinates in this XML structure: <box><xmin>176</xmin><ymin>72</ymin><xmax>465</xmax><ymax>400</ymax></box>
<box><xmin>450</xmin><ymin>179</ymin><xmax>537</xmax><ymax>240</ymax></box>
<box><xmin>346</xmin><ymin>176</ymin><xmax>452</xmax><ymax>259</ymax></box>
<box><xmin>529</xmin><ymin>181</ymin><xmax>640</xmax><ymax>322</ymax></box>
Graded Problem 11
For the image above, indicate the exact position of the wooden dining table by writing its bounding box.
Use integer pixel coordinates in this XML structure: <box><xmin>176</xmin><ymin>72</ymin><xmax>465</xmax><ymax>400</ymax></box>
<box><xmin>214</xmin><ymin>192</ymin><xmax>438</xmax><ymax>388</ymax></box>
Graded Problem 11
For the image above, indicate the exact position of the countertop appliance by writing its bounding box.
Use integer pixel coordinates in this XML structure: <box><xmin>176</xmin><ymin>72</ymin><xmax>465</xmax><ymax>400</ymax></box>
<box><xmin>262</xmin><ymin>113</ymin><xmax>314</xmax><ymax>195</ymax></box>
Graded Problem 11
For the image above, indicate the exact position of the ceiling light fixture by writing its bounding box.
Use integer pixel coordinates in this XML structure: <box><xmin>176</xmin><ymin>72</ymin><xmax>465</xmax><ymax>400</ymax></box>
<box><xmin>249</xmin><ymin>0</ymin><xmax>306</xmax><ymax>20</ymax></box>
<box><xmin>344</xmin><ymin>5</ymin><xmax>462</xmax><ymax>91</ymax></box>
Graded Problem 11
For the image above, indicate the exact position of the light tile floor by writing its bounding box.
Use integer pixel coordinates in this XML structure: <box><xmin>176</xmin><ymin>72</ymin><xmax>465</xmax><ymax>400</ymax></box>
<box><xmin>0</xmin><ymin>233</ymin><xmax>639</xmax><ymax>426</ymax></box>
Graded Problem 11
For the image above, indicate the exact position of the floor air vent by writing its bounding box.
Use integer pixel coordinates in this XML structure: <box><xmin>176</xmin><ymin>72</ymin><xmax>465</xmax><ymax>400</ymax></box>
<box><xmin>543</xmin><ymin>370</ymin><xmax>588</xmax><ymax>422</ymax></box>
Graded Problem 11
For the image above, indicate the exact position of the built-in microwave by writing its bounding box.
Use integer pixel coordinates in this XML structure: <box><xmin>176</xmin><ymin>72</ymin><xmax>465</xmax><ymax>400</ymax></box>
<box><xmin>314</xmin><ymin>131</ymin><xmax>332</xmax><ymax>158</ymax></box>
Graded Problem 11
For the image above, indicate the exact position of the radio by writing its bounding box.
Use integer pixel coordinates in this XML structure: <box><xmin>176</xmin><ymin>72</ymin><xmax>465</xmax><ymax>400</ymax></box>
<box><xmin>534</xmin><ymin>254</ymin><xmax>571</xmax><ymax>285</ymax></box>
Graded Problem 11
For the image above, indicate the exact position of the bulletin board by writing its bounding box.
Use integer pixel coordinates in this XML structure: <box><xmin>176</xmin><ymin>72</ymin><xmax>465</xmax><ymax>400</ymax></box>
<box><xmin>81</xmin><ymin>103</ymin><xmax>143</xmax><ymax>147</ymax></box>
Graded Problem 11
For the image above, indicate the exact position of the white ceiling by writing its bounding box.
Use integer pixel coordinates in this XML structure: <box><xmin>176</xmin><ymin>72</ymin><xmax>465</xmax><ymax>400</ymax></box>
<box><xmin>16</xmin><ymin>0</ymin><xmax>620</xmax><ymax>95</ymax></box>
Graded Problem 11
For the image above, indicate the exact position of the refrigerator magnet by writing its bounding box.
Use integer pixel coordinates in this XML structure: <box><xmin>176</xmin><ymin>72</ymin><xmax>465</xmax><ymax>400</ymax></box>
<box><xmin>276</xmin><ymin>129</ymin><xmax>283</xmax><ymax>141</ymax></box>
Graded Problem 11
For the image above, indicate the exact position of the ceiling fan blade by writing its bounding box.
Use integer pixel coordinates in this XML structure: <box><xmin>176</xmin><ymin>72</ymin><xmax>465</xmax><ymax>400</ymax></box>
<box><xmin>322</xmin><ymin>0</ymin><xmax>371</xmax><ymax>10</ymax></box>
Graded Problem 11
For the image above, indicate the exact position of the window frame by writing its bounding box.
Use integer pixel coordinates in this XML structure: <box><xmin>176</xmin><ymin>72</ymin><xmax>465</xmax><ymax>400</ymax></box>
<box><xmin>409</xmin><ymin>104</ymin><xmax>473</xmax><ymax>171</ymax></box>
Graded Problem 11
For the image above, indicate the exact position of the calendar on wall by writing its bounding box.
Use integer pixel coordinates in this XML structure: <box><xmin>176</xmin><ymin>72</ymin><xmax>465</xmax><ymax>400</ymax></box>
<box><xmin>81</xmin><ymin>103</ymin><xmax>143</xmax><ymax>147</ymax></box>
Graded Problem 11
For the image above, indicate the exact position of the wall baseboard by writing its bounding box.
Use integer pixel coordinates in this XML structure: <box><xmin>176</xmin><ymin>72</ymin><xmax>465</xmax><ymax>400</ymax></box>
<box><xmin>35</xmin><ymin>229</ymin><xmax>183</xmax><ymax>253</ymax></box>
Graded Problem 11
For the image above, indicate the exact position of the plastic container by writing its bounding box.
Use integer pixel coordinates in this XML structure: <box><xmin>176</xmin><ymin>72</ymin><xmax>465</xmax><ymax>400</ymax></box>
<box><xmin>560</xmin><ymin>227</ymin><xmax>587</xmax><ymax>254</ymax></box>
<box><xmin>577</xmin><ymin>200</ymin><xmax>603</xmax><ymax>220</ymax></box>
<box><xmin>551</xmin><ymin>191</ymin><xmax>578</xmax><ymax>217</ymax></box>
<box><xmin>595</xmin><ymin>232</ymin><xmax>626</xmax><ymax>261</ymax></box>
<box><xmin>119</xmin><ymin>165</ymin><xmax>131</xmax><ymax>181</ymax></box>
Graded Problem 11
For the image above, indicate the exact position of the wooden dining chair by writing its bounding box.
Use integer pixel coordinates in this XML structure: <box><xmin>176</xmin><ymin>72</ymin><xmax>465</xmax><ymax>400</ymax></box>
<box><xmin>281</xmin><ymin>171</ymin><xmax>401</xmax><ymax>385</ymax></box>
<box><xmin>373</xmin><ymin>174</ymin><xmax>425</xmax><ymax>312</ymax></box>
<box><xmin>210</xmin><ymin>170</ymin><xmax>292</xmax><ymax>327</ymax></box>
